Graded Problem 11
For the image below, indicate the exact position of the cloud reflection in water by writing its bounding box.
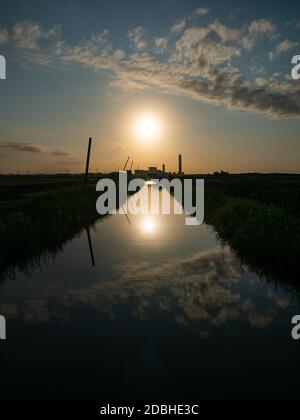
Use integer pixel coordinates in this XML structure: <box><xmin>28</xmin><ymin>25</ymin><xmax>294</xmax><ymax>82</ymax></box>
<box><xmin>0</xmin><ymin>248</ymin><xmax>290</xmax><ymax>337</ymax></box>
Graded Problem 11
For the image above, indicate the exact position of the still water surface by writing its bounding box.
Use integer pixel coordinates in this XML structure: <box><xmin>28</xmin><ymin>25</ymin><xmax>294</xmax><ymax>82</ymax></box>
<box><xmin>0</xmin><ymin>186</ymin><xmax>299</xmax><ymax>399</ymax></box>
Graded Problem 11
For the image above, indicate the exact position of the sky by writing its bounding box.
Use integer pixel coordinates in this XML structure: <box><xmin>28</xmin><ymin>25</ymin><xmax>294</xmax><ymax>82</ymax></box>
<box><xmin>0</xmin><ymin>0</ymin><xmax>300</xmax><ymax>174</ymax></box>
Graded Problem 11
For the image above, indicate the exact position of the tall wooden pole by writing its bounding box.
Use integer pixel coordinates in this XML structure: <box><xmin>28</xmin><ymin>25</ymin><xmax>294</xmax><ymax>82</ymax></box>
<box><xmin>84</xmin><ymin>137</ymin><xmax>92</xmax><ymax>186</ymax></box>
<box><xmin>179</xmin><ymin>154</ymin><xmax>182</xmax><ymax>175</ymax></box>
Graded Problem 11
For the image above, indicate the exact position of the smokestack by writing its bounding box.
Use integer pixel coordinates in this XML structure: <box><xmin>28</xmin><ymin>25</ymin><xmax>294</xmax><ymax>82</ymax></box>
<box><xmin>162</xmin><ymin>164</ymin><xmax>165</xmax><ymax>173</ymax></box>
<box><xmin>178</xmin><ymin>154</ymin><xmax>182</xmax><ymax>175</ymax></box>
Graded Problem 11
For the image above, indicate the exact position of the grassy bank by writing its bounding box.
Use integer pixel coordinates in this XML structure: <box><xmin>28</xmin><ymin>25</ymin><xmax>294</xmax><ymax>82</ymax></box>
<box><xmin>205</xmin><ymin>190</ymin><xmax>300</xmax><ymax>290</ymax></box>
<box><xmin>0</xmin><ymin>185</ymin><xmax>100</xmax><ymax>282</ymax></box>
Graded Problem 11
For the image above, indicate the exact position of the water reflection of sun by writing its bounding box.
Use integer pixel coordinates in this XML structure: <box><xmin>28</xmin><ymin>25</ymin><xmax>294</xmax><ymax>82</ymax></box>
<box><xmin>142</xmin><ymin>217</ymin><xmax>157</xmax><ymax>234</ymax></box>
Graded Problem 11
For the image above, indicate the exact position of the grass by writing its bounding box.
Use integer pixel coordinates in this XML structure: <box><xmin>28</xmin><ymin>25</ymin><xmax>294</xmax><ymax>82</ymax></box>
<box><xmin>0</xmin><ymin>185</ymin><xmax>100</xmax><ymax>282</ymax></box>
<box><xmin>204</xmin><ymin>190</ymin><xmax>300</xmax><ymax>293</ymax></box>
<box><xmin>202</xmin><ymin>173</ymin><xmax>300</xmax><ymax>213</ymax></box>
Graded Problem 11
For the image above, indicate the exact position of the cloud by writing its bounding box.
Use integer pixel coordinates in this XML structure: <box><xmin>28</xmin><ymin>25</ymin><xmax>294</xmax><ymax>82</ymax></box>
<box><xmin>51</xmin><ymin>150</ymin><xmax>70</xmax><ymax>157</ymax></box>
<box><xmin>128</xmin><ymin>26</ymin><xmax>147</xmax><ymax>50</ymax></box>
<box><xmin>194</xmin><ymin>7</ymin><xmax>210</xmax><ymax>17</ymax></box>
<box><xmin>57</xmin><ymin>22</ymin><xmax>300</xmax><ymax>118</ymax></box>
<box><xmin>269</xmin><ymin>39</ymin><xmax>298</xmax><ymax>61</ymax></box>
<box><xmin>174</xmin><ymin>69</ymin><xmax>300</xmax><ymax>118</ymax></box>
<box><xmin>210</xmin><ymin>20</ymin><xmax>241</xmax><ymax>43</ymax></box>
<box><xmin>1</xmin><ymin>247</ymin><xmax>288</xmax><ymax>333</ymax></box>
<box><xmin>11</xmin><ymin>20</ymin><xmax>60</xmax><ymax>50</ymax></box>
<box><xmin>154</xmin><ymin>37</ymin><xmax>168</xmax><ymax>54</ymax></box>
<box><xmin>114</xmin><ymin>50</ymin><xmax>300</xmax><ymax>118</ymax></box>
<box><xmin>54</xmin><ymin>29</ymin><xmax>122</xmax><ymax>73</ymax></box>
<box><xmin>3</xmin><ymin>16</ymin><xmax>300</xmax><ymax>119</ymax></box>
<box><xmin>249</xmin><ymin>19</ymin><xmax>277</xmax><ymax>35</ymax></box>
<box><xmin>171</xmin><ymin>18</ymin><xmax>186</xmax><ymax>34</ymax></box>
<box><xmin>0</xmin><ymin>27</ymin><xmax>8</xmax><ymax>45</ymax></box>
<box><xmin>60</xmin><ymin>16</ymin><xmax>300</xmax><ymax>118</ymax></box>
<box><xmin>0</xmin><ymin>141</ymin><xmax>70</xmax><ymax>157</ymax></box>
<box><xmin>241</xmin><ymin>19</ymin><xmax>277</xmax><ymax>50</ymax></box>
<box><xmin>255</xmin><ymin>74</ymin><xmax>299</xmax><ymax>93</ymax></box>
<box><xmin>251</xmin><ymin>62</ymin><xmax>266</xmax><ymax>75</ymax></box>
<box><xmin>172</xmin><ymin>27</ymin><xmax>240</xmax><ymax>67</ymax></box>
<box><xmin>0</xmin><ymin>141</ymin><xmax>47</xmax><ymax>153</ymax></box>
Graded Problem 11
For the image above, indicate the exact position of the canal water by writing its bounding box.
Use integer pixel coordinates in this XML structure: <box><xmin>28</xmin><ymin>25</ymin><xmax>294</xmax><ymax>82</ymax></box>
<box><xmin>0</xmin><ymin>185</ymin><xmax>299</xmax><ymax>399</ymax></box>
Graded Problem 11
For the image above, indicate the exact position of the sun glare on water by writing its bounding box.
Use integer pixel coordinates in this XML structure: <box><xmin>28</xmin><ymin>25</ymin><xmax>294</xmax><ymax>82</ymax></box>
<box><xmin>142</xmin><ymin>217</ymin><xmax>157</xmax><ymax>233</ymax></box>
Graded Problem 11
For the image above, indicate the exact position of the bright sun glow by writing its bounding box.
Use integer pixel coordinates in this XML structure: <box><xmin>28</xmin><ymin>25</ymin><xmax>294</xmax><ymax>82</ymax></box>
<box><xmin>134</xmin><ymin>113</ymin><xmax>161</xmax><ymax>141</ymax></box>
<box><xmin>142</xmin><ymin>217</ymin><xmax>157</xmax><ymax>233</ymax></box>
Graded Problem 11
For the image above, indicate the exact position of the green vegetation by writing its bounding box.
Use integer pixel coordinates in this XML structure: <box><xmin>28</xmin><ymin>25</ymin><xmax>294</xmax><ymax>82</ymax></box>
<box><xmin>203</xmin><ymin>174</ymin><xmax>300</xmax><ymax>293</ymax></box>
<box><xmin>202</xmin><ymin>173</ymin><xmax>300</xmax><ymax>213</ymax></box>
<box><xmin>0</xmin><ymin>185</ymin><xmax>100</xmax><ymax>282</ymax></box>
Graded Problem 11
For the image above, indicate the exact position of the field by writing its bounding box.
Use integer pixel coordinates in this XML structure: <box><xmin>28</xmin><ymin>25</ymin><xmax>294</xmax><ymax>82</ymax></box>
<box><xmin>0</xmin><ymin>173</ymin><xmax>299</xmax><ymax>292</ymax></box>
<box><xmin>201</xmin><ymin>174</ymin><xmax>300</xmax><ymax>293</ymax></box>
<box><xmin>0</xmin><ymin>174</ymin><xmax>98</xmax><ymax>206</ymax></box>
<box><xmin>202</xmin><ymin>173</ymin><xmax>300</xmax><ymax>213</ymax></box>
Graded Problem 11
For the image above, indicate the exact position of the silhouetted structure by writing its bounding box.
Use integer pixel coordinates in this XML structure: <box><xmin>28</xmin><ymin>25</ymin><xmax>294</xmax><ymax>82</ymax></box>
<box><xmin>178</xmin><ymin>154</ymin><xmax>182</xmax><ymax>175</ymax></box>
<box><xmin>123</xmin><ymin>156</ymin><xmax>130</xmax><ymax>171</ymax></box>
<box><xmin>86</xmin><ymin>227</ymin><xmax>95</xmax><ymax>267</ymax></box>
<box><xmin>84</xmin><ymin>137</ymin><xmax>92</xmax><ymax>185</ymax></box>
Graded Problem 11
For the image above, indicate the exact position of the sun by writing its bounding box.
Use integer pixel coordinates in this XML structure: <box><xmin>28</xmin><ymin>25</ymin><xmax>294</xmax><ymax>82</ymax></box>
<box><xmin>134</xmin><ymin>112</ymin><xmax>161</xmax><ymax>142</ymax></box>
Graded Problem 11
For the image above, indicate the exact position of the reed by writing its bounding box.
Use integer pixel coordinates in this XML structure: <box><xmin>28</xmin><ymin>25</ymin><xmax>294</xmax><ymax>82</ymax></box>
<box><xmin>205</xmin><ymin>190</ymin><xmax>300</xmax><ymax>288</ymax></box>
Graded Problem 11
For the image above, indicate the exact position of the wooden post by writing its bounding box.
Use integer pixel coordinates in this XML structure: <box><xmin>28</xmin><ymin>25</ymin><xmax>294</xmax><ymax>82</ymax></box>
<box><xmin>123</xmin><ymin>156</ymin><xmax>130</xmax><ymax>172</ymax></box>
<box><xmin>86</xmin><ymin>227</ymin><xmax>95</xmax><ymax>267</ymax></box>
<box><xmin>84</xmin><ymin>137</ymin><xmax>92</xmax><ymax>185</ymax></box>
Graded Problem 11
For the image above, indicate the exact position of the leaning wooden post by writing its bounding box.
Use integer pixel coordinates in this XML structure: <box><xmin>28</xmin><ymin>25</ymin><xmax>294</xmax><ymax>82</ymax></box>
<box><xmin>86</xmin><ymin>227</ymin><xmax>96</xmax><ymax>267</ymax></box>
<box><xmin>84</xmin><ymin>137</ymin><xmax>92</xmax><ymax>186</ymax></box>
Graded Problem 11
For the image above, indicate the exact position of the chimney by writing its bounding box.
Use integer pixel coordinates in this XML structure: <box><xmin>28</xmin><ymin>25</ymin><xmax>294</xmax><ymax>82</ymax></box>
<box><xmin>162</xmin><ymin>164</ymin><xmax>165</xmax><ymax>173</ymax></box>
<box><xmin>178</xmin><ymin>154</ymin><xmax>182</xmax><ymax>174</ymax></box>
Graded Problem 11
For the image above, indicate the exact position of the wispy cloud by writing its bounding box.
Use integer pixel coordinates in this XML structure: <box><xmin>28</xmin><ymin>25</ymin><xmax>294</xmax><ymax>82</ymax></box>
<box><xmin>171</xmin><ymin>18</ymin><xmax>186</xmax><ymax>34</ymax></box>
<box><xmin>154</xmin><ymin>37</ymin><xmax>168</xmax><ymax>54</ymax></box>
<box><xmin>2</xmin><ymin>14</ymin><xmax>300</xmax><ymax>119</ymax></box>
<box><xmin>51</xmin><ymin>149</ymin><xmax>70</xmax><ymax>157</ymax></box>
<box><xmin>11</xmin><ymin>20</ymin><xmax>60</xmax><ymax>50</ymax></box>
<box><xmin>128</xmin><ymin>26</ymin><xmax>147</xmax><ymax>51</ymax></box>
<box><xmin>241</xmin><ymin>19</ymin><xmax>277</xmax><ymax>50</ymax></box>
<box><xmin>210</xmin><ymin>20</ymin><xmax>241</xmax><ymax>42</ymax></box>
<box><xmin>249</xmin><ymin>18</ymin><xmax>277</xmax><ymax>35</ymax></box>
<box><xmin>0</xmin><ymin>141</ymin><xmax>70</xmax><ymax>157</ymax></box>
<box><xmin>269</xmin><ymin>39</ymin><xmax>298</xmax><ymax>61</ymax></box>
<box><xmin>0</xmin><ymin>27</ymin><xmax>8</xmax><ymax>45</ymax></box>
<box><xmin>194</xmin><ymin>7</ymin><xmax>210</xmax><ymax>17</ymax></box>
